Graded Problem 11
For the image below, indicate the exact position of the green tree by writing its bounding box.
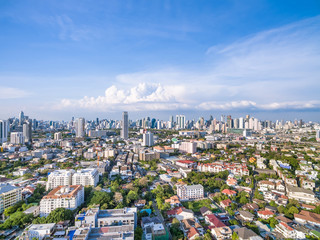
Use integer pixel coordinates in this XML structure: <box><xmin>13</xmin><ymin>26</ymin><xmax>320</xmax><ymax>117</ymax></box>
<box><xmin>232</xmin><ymin>232</ymin><xmax>239</xmax><ymax>240</ymax></box>
<box><xmin>46</xmin><ymin>208</ymin><xmax>74</xmax><ymax>223</ymax></box>
<box><xmin>127</xmin><ymin>190</ymin><xmax>139</xmax><ymax>204</ymax></box>
<box><xmin>134</xmin><ymin>227</ymin><xmax>143</xmax><ymax>240</ymax></box>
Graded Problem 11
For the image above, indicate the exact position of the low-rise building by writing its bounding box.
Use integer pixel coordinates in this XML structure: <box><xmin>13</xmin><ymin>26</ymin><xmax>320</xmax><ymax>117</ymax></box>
<box><xmin>27</xmin><ymin>223</ymin><xmax>56</xmax><ymax>240</ymax></box>
<box><xmin>177</xmin><ymin>184</ymin><xmax>204</xmax><ymax>201</ymax></box>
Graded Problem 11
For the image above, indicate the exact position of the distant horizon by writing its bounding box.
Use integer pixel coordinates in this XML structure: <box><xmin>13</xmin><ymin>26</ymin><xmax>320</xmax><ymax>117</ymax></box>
<box><xmin>4</xmin><ymin>110</ymin><xmax>320</xmax><ymax>123</ymax></box>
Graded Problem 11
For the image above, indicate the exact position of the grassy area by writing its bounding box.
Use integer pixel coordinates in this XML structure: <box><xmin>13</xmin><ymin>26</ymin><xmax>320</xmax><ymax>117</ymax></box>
<box><xmin>182</xmin><ymin>199</ymin><xmax>214</xmax><ymax>212</ymax></box>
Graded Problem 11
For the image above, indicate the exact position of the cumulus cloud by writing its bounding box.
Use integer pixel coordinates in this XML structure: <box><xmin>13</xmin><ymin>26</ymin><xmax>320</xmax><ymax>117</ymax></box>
<box><xmin>56</xmin><ymin>16</ymin><xmax>320</xmax><ymax>113</ymax></box>
<box><xmin>0</xmin><ymin>87</ymin><xmax>30</xmax><ymax>99</ymax></box>
<box><xmin>57</xmin><ymin>83</ymin><xmax>191</xmax><ymax>111</ymax></box>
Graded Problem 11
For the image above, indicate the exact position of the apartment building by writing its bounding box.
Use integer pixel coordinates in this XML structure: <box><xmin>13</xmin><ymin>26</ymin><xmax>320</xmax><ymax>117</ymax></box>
<box><xmin>40</xmin><ymin>185</ymin><xmax>84</xmax><ymax>217</ymax></box>
<box><xmin>72</xmin><ymin>168</ymin><xmax>99</xmax><ymax>187</ymax></box>
<box><xmin>177</xmin><ymin>184</ymin><xmax>204</xmax><ymax>201</ymax></box>
<box><xmin>0</xmin><ymin>184</ymin><xmax>22</xmax><ymax>213</ymax></box>
<box><xmin>179</xmin><ymin>142</ymin><xmax>197</xmax><ymax>154</ymax></box>
<box><xmin>287</xmin><ymin>185</ymin><xmax>318</xmax><ymax>204</ymax></box>
<box><xmin>75</xmin><ymin>207</ymin><xmax>137</xmax><ymax>228</ymax></box>
<box><xmin>46</xmin><ymin>170</ymin><xmax>74</xmax><ymax>190</ymax></box>
<box><xmin>46</xmin><ymin>169</ymin><xmax>99</xmax><ymax>190</ymax></box>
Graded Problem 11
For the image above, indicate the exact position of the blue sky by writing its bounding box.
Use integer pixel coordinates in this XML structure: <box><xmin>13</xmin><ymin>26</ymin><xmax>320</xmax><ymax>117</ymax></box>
<box><xmin>0</xmin><ymin>0</ymin><xmax>320</xmax><ymax>121</ymax></box>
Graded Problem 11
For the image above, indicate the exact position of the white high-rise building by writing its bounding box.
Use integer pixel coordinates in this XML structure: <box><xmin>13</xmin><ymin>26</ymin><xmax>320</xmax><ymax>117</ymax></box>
<box><xmin>46</xmin><ymin>170</ymin><xmax>74</xmax><ymax>190</ymax></box>
<box><xmin>143</xmin><ymin>132</ymin><xmax>154</xmax><ymax>147</ymax></box>
<box><xmin>54</xmin><ymin>132</ymin><xmax>62</xmax><ymax>141</ymax></box>
<box><xmin>179</xmin><ymin>141</ymin><xmax>197</xmax><ymax>154</ymax></box>
<box><xmin>121</xmin><ymin>111</ymin><xmax>128</xmax><ymax>139</ymax></box>
<box><xmin>72</xmin><ymin>168</ymin><xmax>99</xmax><ymax>187</ymax></box>
<box><xmin>176</xmin><ymin>115</ymin><xmax>186</xmax><ymax>129</ymax></box>
<box><xmin>75</xmin><ymin>118</ymin><xmax>85</xmax><ymax>138</ymax></box>
<box><xmin>239</xmin><ymin>117</ymin><xmax>244</xmax><ymax>129</ymax></box>
<box><xmin>10</xmin><ymin>132</ymin><xmax>24</xmax><ymax>144</ymax></box>
<box><xmin>23</xmin><ymin>120</ymin><xmax>32</xmax><ymax>143</ymax></box>
<box><xmin>316</xmin><ymin>130</ymin><xmax>320</xmax><ymax>142</ymax></box>
<box><xmin>40</xmin><ymin>185</ymin><xmax>84</xmax><ymax>217</ymax></box>
<box><xmin>0</xmin><ymin>120</ymin><xmax>8</xmax><ymax>143</ymax></box>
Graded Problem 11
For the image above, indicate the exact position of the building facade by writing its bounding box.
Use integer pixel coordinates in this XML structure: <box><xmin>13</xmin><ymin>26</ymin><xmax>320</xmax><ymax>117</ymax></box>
<box><xmin>177</xmin><ymin>184</ymin><xmax>204</xmax><ymax>201</ymax></box>
<box><xmin>40</xmin><ymin>185</ymin><xmax>84</xmax><ymax>217</ymax></box>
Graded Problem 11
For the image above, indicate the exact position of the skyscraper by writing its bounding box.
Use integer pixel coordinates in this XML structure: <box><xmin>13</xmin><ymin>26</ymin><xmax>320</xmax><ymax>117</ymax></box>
<box><xmin>75</xmin><ymin>118</ymin><xmax>85</xmax><ymax>138</ymax></box>
<box><xmin>121</xmin><ymin>111</ymin><xmax>128</xmax><ymax>139</ymax></box>
<box><xmin>143</xmin><ymin>132</ymin><xmax>154</xmax><ymax>146</ymax></box>
<box><xmin>19</xmin><ymin>111</ymin><xmax>24</xmax><ymax>125</ymax></box>
<box><xmin>0</xmin><ymin>120</ymin><xmax>8</xmax><ymax>144</ymax></box>
<box><xmin>176</xmin><ymin>115</ymin><xmax>186</xmax><ymax>129</ymax></box>
<box><xmin>23</xmin><ymin>120</ymin><xmax>32</xmax><ymax>143</ymax></box>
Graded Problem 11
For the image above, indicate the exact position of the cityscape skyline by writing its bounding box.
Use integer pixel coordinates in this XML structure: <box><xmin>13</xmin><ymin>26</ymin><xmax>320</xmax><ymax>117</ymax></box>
<box><xmin>1</xmin><ymin>1</ymin><xmax>320</xmax><ymax>120</ymax></box>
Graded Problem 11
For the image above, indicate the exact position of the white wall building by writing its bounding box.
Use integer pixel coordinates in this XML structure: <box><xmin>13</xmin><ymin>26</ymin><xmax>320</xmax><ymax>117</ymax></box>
<box><xmin>0</xmin><ymin>184</ymin><xmax>22</xmax><ymax>213</ymax></box>
<box><xmin>27</xmin><ymin>223</ymin><xmax>56</xmax><ymax>240</ymax></box>
<box><xmin>40</xmin><ymin>185</ymin><xmax>84</xmax><ymax>217</ymax></box>
<box><xmin>46</xmin><ymin>170</ymin><xmax>74</xmax><ymax>191</ymax></box>
<box><xmin>177</xmin><ymin>184</ymin><xmax>204</xmax><ymax>201</ymax></box>
<box><xmin>179</xmin><ymin>142</ymin><xmax>197</xmax><ymax>154</ymax></box>
<box><xmin>54</xmin><ymin>132</ymin><xmax>62</xmax><ymax>140</ymax></box>
<box><xmin>75</xmin><ymin>118</ymin><xmax>85</xmax><ymax>138</ymax></box>
<box><xmin>10</xmin><ymin>132</ymin><xmax>24</xmax><ymax>144</ymax></box>
<box><xmin>143</xmin><ymin>132</ymin><xmax>154</xmax><ymax>147</ymax></box>
<box><xmin>72</xmin><ymin>168</ymin><xmax>99</xmax><ymax>187</ymax></box>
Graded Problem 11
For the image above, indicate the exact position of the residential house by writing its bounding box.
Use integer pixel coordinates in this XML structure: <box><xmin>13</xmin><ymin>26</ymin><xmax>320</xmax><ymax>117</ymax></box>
<box><xmin>205</xmin><ymin>214</ymin><xmax>226</xmax><ymax>228</ymax></box>
<box><xmin>211</xmin><ymin>226</ymin><xmax>232</xmax><ymax>240</ymax></box>
<box><xmin>234</xmin><ymin>227</ymin><xmax>263</xmax><ymax>240</ymax></box>
<box><xmin>294</xmin><ymin>210</ymin><xmax>320</xmax><ymax>227</ymax></box>
<box><xmin>220</xmin><ymin>199</ymin><xmax>232</xmax><ymax>209</ymax></box>
<box><xmin>221</xmin><ymin>189</ymin><xmax>237</xmax><ymax>197</ymax></box>
<box><xmin>257</xmin><ymin>210</ymin><xmax>274</xmax><ymax>220</ymax></box>
<box><xmin>238</xmin><ymin>210</ymin><xmax>254</xmax><ymax>222</ymax></box>
<box><xmin>200</xmin><ymin>207</ymin><xmax>212</xmax><ymax>217</ymax></box>
<box><xmin>188</xmin><ymin>227</ymin><xmax>200</xmax><ymax>240</ymax></box>
<box><xmin>165</xmin><ymin>195</ymin><xmax>181</xmax><ymax>208</ymax></box>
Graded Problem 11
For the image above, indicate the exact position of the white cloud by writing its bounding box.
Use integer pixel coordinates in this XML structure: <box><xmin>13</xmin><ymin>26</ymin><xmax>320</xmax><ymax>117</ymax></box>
<box><xmin>56</xmin><ymin>16</ymin><xmax>320</xmax><ymax>112</ymax></box>
<box><xmin>0</xmin><ymin>87</ymin><xmax>30</xmax><ymax>99</ymax></box>
<box><xmin>57</xmin><ymin>83</ymin><xmax>191</xmax><ymax>111</ymax></box>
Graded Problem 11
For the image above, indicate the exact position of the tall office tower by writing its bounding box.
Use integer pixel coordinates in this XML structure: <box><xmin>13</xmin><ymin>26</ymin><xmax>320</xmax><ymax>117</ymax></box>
<box><xmin>316</xmin><ymin>130</ymin><xmax>320</xmax><ymax>142</ymax></box>
<box><xmin>0</xmin><ymin>120</ymin><xmax>8</xmax><ymax>143</ymax></box>
<box><xmin>239</xmin><ymin>117</ymin><xmax>244</xmax><ymax>129</ymax></box>
<box><xmin>19</xmin><ymin>111</ymin><xmax>24</xmax><ymax>125</ymax></box>
<box><xmin>32</xmin><ymin>119</ymin><xmax>38</xmax><ymax>130</ymax></box>
<box><xmin>226</xmin><ymin>115</ymin><xmax>232</xmax><ymax>128</ymax></box>
<box><xmin>75</xmin><ymin>118</ymin><xmax>85</xmax><ymax>138</ymax></box>
<box><xmin>249</xmin><ymin>118</ymin><xmax>254</xmax><ymax>129</ymax></box>
<box><xmin>253</xmin><ymin>118</ymin><xmax>260</xmax><ymax>131</ymax></box>
<box><xmin>176</xmin><ymin>115</ymin><xmax>186</xmax><ymax>129</ymax></box>
<box><xmin>220</xmin><ymin>115</ymin><xmax>225</xmax><ymax>123</ymax></box>
<box><xmin>143</xmin><ymin>132</ymin><xmax>154</xmax><ymax>147</ymax></box>
<box><xmin>121</xmin><ymin>111</ymin><xmax>128</xmax><ymax>139</ymax></box>
<box><xmin>10</xmin><ymin>132</ymin><xmax>24</xmax><ymax>144</ymax></box>
<box><xmin>234</xmin><ymin>118</ymin><xmax>239</xmax><ymax>129</ymax></box>
<box><xmin>23</xmin><ymin>120</ymin><xmax>32</xmax><ymax>143</ymax></box>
